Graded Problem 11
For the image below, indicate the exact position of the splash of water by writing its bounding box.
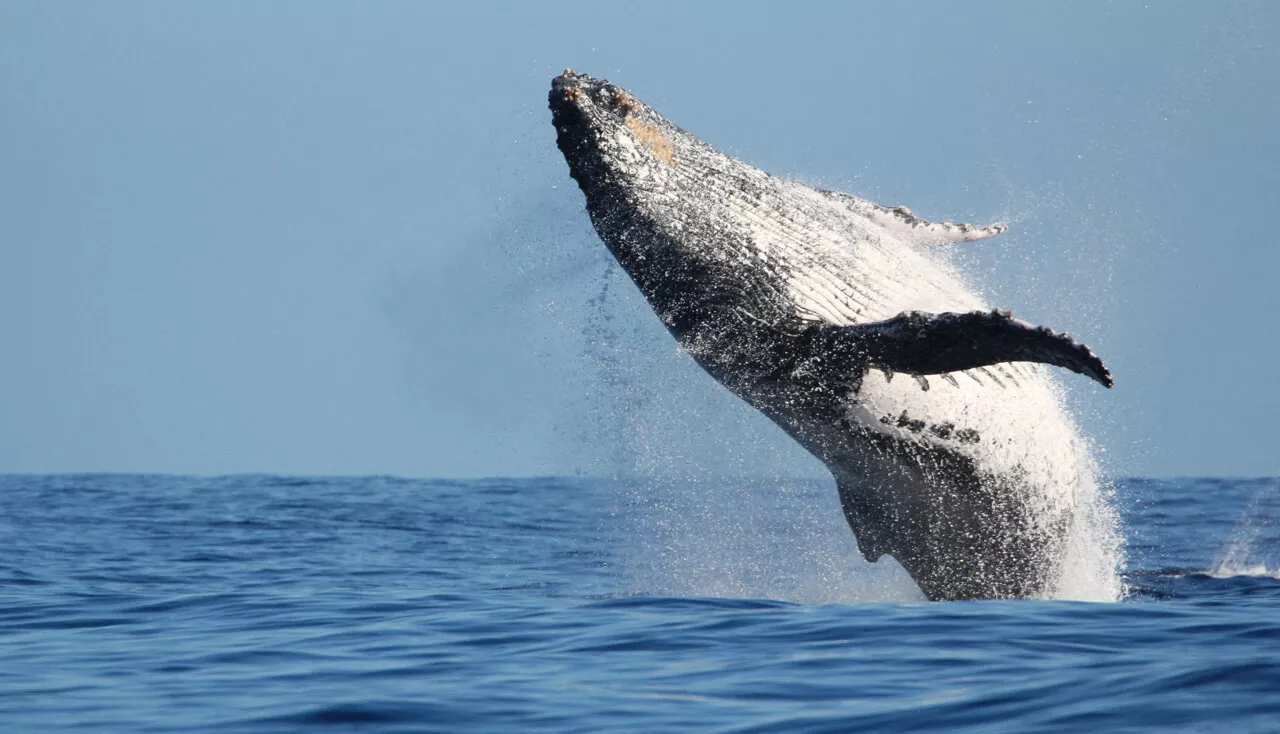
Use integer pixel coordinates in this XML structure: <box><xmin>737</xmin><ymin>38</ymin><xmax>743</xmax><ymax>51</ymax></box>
<box><xmin>616</xmin><ymin>476</ymin><xmax>926</xmax><ymax>604</ymax></box>
<box><xmin>1050</xmin><ymin>470</ymin><xmax>1126</xmax><ymax>601</ymax></box>
<box><xmin>1211</xmin><ymin>480</ymin><xmax>1280</xmax><ymax>579</ymax></box>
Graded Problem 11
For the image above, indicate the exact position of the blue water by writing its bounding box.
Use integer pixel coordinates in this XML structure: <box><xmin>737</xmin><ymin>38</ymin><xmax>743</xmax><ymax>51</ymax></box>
<box><xmin>2</xmin><ymin>474</ymin><xmax>1278</xmax><ymax>732</ymax></box>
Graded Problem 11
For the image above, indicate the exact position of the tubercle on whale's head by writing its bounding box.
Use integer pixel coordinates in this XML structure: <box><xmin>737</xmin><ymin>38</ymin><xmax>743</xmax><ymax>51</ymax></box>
<box><xmin>549</xmin><ymin>70</ymin><xmax>679</xmax><ymax>198</ymax></box>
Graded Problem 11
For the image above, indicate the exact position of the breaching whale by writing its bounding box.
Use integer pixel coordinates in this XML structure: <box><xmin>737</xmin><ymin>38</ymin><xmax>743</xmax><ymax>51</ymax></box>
<box><xmin>549</xmin><ymin>70</ymin><xmax>1114</xmax><ymax>601</ymax></box>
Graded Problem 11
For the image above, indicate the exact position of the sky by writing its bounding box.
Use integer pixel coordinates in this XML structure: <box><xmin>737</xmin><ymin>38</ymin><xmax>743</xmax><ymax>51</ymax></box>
<box><xmin>1</xmin><ymin>2</ymin><xmax>1276</xmax><ymax>478</ymax></box>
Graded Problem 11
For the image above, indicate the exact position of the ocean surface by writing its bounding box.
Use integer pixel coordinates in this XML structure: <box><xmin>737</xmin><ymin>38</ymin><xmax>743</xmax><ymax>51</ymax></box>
<box><xmin>2</xmin><ymin>474</ymin><xmax>1278</xmax><ymax>732</ymax></box>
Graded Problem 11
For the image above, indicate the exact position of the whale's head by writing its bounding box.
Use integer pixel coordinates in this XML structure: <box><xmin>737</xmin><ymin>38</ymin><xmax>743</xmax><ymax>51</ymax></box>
<box><xmin>549</xmin><ymin>70</ymin><xmax>682</xmax><ymax>200</ymax></box>
<box><xmin>550</xmin><ymin>71</ymin><xmax>734</xmax><ymax>334</ymax></box>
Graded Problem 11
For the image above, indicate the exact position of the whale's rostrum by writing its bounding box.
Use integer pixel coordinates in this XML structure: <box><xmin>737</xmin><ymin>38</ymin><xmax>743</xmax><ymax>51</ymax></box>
<box><xmin>549</xmin><ymin>70</ymin><xmax>1116</xmax><ymax>601</ymax></box>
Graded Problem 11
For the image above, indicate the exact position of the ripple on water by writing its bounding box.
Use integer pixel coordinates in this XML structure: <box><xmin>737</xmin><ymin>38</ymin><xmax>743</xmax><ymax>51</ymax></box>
<box><xmin>0</xmin><ymin>475</ymin><xmax>1277</xmax><ymax>731</ymax></box>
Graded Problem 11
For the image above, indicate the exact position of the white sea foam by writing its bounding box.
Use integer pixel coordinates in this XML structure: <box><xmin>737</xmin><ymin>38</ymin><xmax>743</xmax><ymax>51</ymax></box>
<box><xmin>1205</xmin><ymin>564</ymin><xmax>1280</xmax><ymax>580</ymax></box>
<box><xmin>1050</xmin><ymin>471</ymin><xmax>1126</xmax><ymax>601</ymax></box>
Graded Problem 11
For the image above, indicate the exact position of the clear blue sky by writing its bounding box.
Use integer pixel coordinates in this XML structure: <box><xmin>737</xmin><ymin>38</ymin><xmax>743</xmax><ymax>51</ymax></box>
<box><xmin>2</xmin><ymin>2</ymin><xmax>1276</xmax><ymax>478</ymax></box>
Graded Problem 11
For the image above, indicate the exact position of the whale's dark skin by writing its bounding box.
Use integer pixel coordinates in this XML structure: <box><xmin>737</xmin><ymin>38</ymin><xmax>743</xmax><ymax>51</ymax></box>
<box><xmin>549</xmin><ymin>71</ymin><xmax>1114</xmax><ymax>601</ymax></box>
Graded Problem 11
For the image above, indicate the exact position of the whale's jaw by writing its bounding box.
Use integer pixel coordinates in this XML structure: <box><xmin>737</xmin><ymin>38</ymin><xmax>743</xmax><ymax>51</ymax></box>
<box><xmin>547</xmin><ymin>71</ymin><xmax>611</xmax><ymax>195</ymax></box>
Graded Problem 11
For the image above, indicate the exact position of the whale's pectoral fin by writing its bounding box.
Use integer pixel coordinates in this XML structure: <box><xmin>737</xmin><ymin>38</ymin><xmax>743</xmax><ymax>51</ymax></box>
<box><xmin>827</xmin><ymin>191</ymin><xmax>1007</xmax><ymax>245</ymax></box>
<box><xmin>818</xmin><ymin>309</ymin><xmax>1113</xmax><ymax>388</ymax></box>
<box><xmin>871</xmin><ymin>206</ymin><xmax>1008</xmax><ymax>245</ymax></box>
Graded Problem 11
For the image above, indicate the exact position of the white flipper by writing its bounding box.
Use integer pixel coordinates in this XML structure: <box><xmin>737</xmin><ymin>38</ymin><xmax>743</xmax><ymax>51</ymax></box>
<box><xmin>824</xmin><ymin>190</ymin><xmax>1008</xmax><ymax>245</ymax></box>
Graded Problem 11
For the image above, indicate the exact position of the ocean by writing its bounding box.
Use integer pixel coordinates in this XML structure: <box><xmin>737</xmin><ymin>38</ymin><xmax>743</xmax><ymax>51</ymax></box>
<box><xmin>1</xmin><ymin>473</ymin><xmax>1277</xmax><ymax>732</ymax></box>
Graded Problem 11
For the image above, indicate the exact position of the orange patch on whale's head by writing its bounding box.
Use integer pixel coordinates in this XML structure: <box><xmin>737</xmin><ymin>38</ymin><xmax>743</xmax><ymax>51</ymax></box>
<box><xmin>624</xmin><ymin>115</ymin><xmax>677</xmax><ymax>167</ymax></box>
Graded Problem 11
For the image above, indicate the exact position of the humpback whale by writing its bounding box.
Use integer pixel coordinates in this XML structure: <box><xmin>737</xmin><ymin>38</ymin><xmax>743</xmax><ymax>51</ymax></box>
<box><xmin>549</xmin><ymin>71</ymin><xmax>1114</xmax><ymax>601</ymax></box>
